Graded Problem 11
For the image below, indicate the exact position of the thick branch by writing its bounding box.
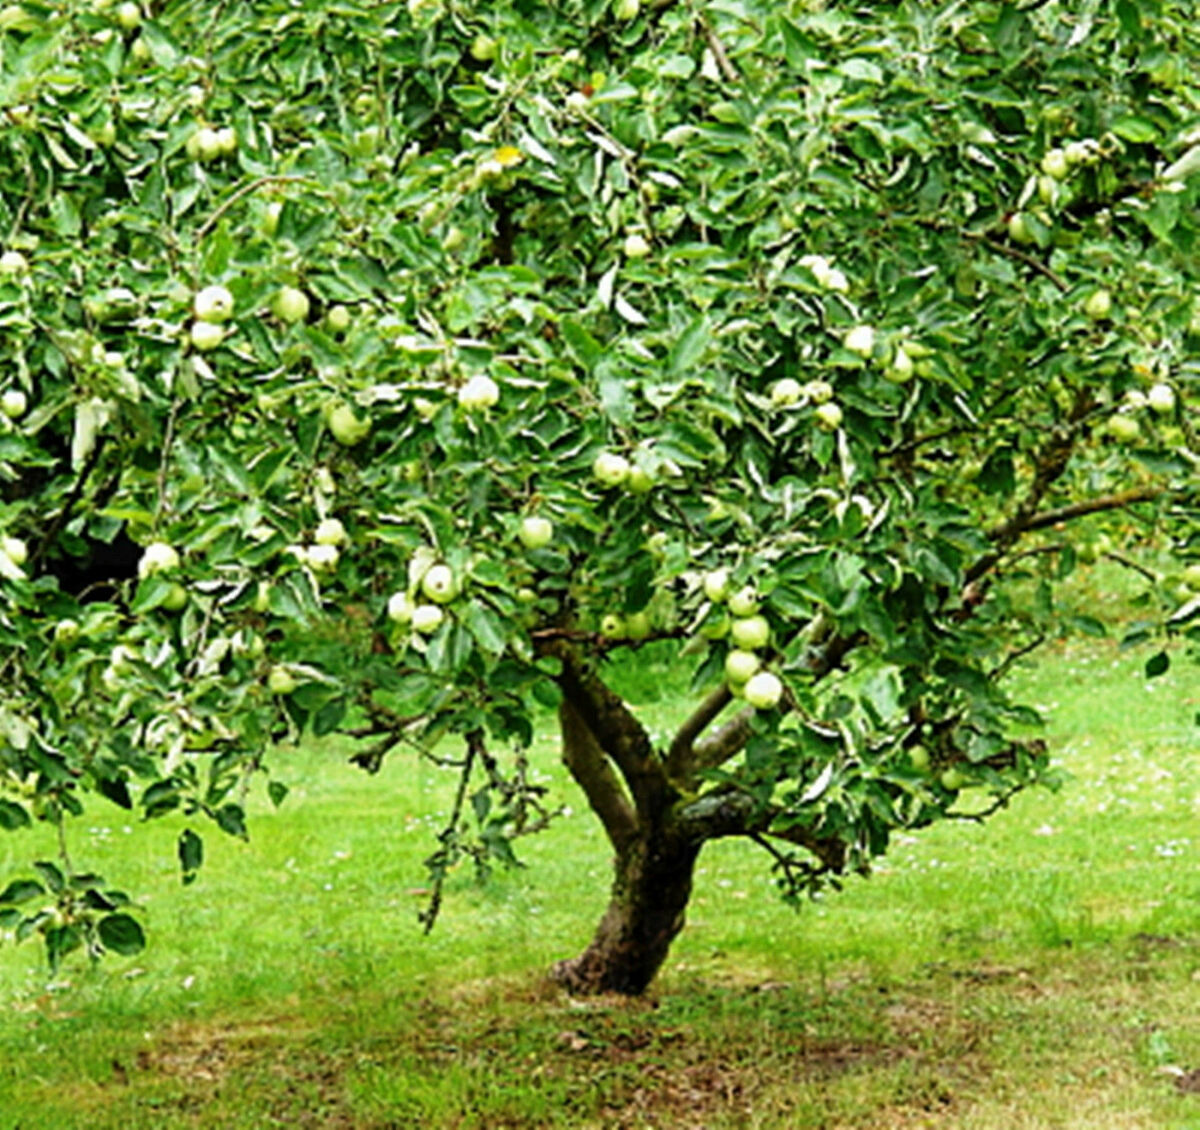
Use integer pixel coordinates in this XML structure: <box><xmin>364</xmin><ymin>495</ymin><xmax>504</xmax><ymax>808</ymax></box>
<box><xmin>677</xmin><ymin>791</ymin><xmax>847</xmax><ymax>872</ymax></box>
<box><xmin>987</xmin><ymin>487</ymin><xmax>1163</xmax><ymax>542</ymax></box>
<box><xmin>559</xmin><ymin>699</ymin><xmax>638</xmax><ymax>852</ymax></box>
<box><xmin>665</xmin><ymin>684</ymin><xmax>731</xmax><ymax>781</ymax></box>
<box><xmin>692</xmin><ymin>705</ymin><xmax>755</xmax><ymax>773</ymax></box>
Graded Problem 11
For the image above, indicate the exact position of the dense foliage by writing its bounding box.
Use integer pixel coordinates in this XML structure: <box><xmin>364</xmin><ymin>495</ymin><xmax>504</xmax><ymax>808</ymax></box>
<box><xmin>1</xmin><ymin>0</ymin><xmax>1197</xmax><ymax>987</ymax></box>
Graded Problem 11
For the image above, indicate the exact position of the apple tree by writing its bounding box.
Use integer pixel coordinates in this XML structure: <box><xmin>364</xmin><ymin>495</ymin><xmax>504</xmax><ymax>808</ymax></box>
<box><xmin>1</xmin><ymin>0</ymin><xmax>1198</xmax><ymax>992</ymax></box>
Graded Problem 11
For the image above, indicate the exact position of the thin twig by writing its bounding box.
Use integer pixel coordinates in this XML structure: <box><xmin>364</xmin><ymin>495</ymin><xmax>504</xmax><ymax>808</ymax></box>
<box><xmin>700</xmin><ymin>17</ymin><xmax>740</xmax><ymax>83</ymax></box>
<box><xmin>195</xmin><ymin>175</ymin><xmax>311</xmax><ymax>241</ymax></box>
<box><xmin>976</xmin><ymin>234</ymin><xmax>1068</xmax><ymax>292</ymax></box>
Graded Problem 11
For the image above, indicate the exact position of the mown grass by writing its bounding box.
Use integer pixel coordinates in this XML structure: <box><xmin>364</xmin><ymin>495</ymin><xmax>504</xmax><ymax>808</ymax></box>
<box><xmin>1</xmin><ymin>563</ymin><xmax>1198</xmax><ymax>1128</ymax></box>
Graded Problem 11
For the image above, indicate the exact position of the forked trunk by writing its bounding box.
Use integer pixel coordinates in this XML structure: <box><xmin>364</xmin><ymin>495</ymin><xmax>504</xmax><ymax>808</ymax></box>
<box><xmin>552</xmin><ymin>829</ymin><xmax>700</xmax><ymax>995</ymax></box>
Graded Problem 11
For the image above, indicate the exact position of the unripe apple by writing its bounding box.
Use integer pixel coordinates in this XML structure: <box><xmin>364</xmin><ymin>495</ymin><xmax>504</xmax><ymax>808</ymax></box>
<box><xmin>908</xmin><ymin>745</ymin><xmax>931</xmax><ymax>772</ymax></box>
<box><xmin>115</xmin><ymin>1</ymin><xmax>140</xmax><ymax>30</ymax></box>
<box><xmin>470</xmin><ymin>33</ymin><xmax>498</xmax><ymax>62</ymax></box>
<box><xmin>725</xmin><ymin>649</ymin><xmax>761</xmax><ymax>684</ymax></box>
<box><xmin>314</xmin><ymin>466</ymin><xmax>336</xmax><ymax>495</ymax></box>
<box><xmin>215</xmin><ymin>126</ymin><xmax>238</xmax><ymax>157</ymax></box>
<box><xmin>161</xmin><ymin>582</ymin><xmax>189</xmax><ymax>612</ymax></box>
<box><xmin>1041</xmin><ymin>148</ymin><xmax>1069</xmax><ymax>180</ymax></box>
<box><xmin>253</xmin><ymin>581</ymin><xmax>271</xmax><ymax>613</ymax></box>
<box><xmin>887</xmin><ymin>345</ymin><xmax>914</xmax><ymax>383</ymax></box>
<box><xmin>421</xmin><ymin>564</ymin><xmax>457</xmax><ymax>603</ymax></box>
<box><xmin>623</xmin><ymin>233</ymin><xmax>651</xmax><ymax>259</ymax></box>
<box><xmin>600</xmin><ymin>613</ymin><xmax>626</xmax><ymax>638</ymax></box>
<box><xmin>803</xmin><ymin>379</ymin><xmax>834</xmax><ymax>405</ymax></box>
<box><xmin>327</xmin><ymin>403</ymin><xmax>371</xmax><ymax>445</ymax></box>
<box><xmin>53</xmin><ymin>618</ymin><xmax>80</xmax><ymax>644</ymax></box>
<box><xmin>703</xmin><ymin>568</ymin><xmax>730</xmax><ymax>603</ymax></box>
<box><xmin>626</xmin><ymin>466</ymin><xmax>655</xmax><ymax>494</ymax></box>
<box><xmin>305</xmin><ymin>543</ymin><xmax>340</xmax><ymax>571</ymax></box>
<box><xmin>1106</xmin><ymin>414</ymin><xmax>1140</xmax><ymax>444</ymax></box>
<box><xmin>1146</xmin><ymin>383</ymin><xmax>1175</xmax><ymax>414</ymax></box>
<box><xmin>129</xmin><ymin>35</ymin><xmax>151</xmax><ymax>62</ymax></box>
<box><xmin>262</xmin><ymin>200</ymin><xmax>284</xmax><ymax>236</ymax></box>
<box><xmin>387</xmin><ymin>591</ymin><xmax>414</xmax><ymax>624</ymax></box>
<box><xmin>1007</xmin><ymin>212</ymin><xmax>1035</xmax><ymax>245</ymax></box>
<box><xmin>2</xmin><ymin>535</ymin><xmax>28</xmax><ymax>567</ymax></box>
<box><xmin>267</xmin><ymin>666</ymin><xmax>298</xmax><ymax>695</ymax></box>
<box><xmin>458</xmin><ymin>374</ymin><xmax>500</xmax><ymax>410</ymax></box>
<box><xmin>190</xmin><ymin>127</ymin><xmax>223</xmax><ymax>162</ymax></box>
<box><xmin>824</xmin><ymin>268</ymin><xmax>849</xmax><ymax>293</ymax></box>
<box><xmin>698</xmin><ymin>613</ymin><xmax>730</xmax><ymax>640</ymax></box>
<box><xmin>138</xmin><ymin>541</ymin><xmax>179</xmax><ymax>578</ymax></box>
<box><xmin>843</xmin><ymin>324</ymin><xmax>875</xmax><ymax>358</ymax></box>
<box><xmin>613</xmin><ymin>0</ymin><xmax>639</xmax><ymax>20</ymax></box>
<box><xmin>1037</xmin><ymin>175</ymin><xmax>1058</xmax><ymax>207</ymax></box>
<box><xmin>411</xmin><ymin>603</ymin><xmax>445</xmax><ymax>634</ymax></box>
<box><xmin>190</xmin><ymin>321</ymin><xmax>225</xmax><ymax>351</ymax></box>
<box><xmin>0</xmin><ymin>250</ymin><xmax>30</xmax><ymax>275</ymax></box>
<box><xmin>273</xmin><ymin>286</ymin><xmax>310</xmax><ymax>324</ymax></box>
<box><xmin>727</xmin><ymin>585</ymin><xmax>758</xmax><ymax>618</ymax></box>
<box><xmin>771</xmin><ymin>378</ymin><xmax>803</xmax><ymax>407</ymax></box>
<box><xmin>1064</xmin><ymin>138</ymin><xmax>1100</xmax><ymax>166</ymax></box>
<box><xmin>325</xmin><ymin>304</ymin><xmax>352</xmax><ymax>334</ymax></box>
<box><xmin>1</xmin><ymin>388</ymin><xmax>27</xmax><ymax>418</ymax></box>
<box><xmin>743</xmin><ymin>671</ymin><xmax>783</xmax><ymax>709</ymax></box>
<box><xmin>815</xmin><ymin>402</ymin><xmax>843</xmax><ymax>431</ymax></box>
<box><xmin>940</xmin><ymin>767</ymin><xmax>967</xmax><ymax>791</ymax></box>
<box><xmin>730</xmin><ymin>614</ymin><xmax>770</xmax><ymax>650</ymax></box>
<box><xmin>518</xmin><ymin>515</ymin><xmax>553</xmax><ymax>550</ymax></box>
<box><xmin>592</xmin><ymin>451</ymin><xmax>630</xmax><ymax>487</ymax></box>
<box><xmin>624</xmin><ymin>610</ymin><xmax>652</xmax><ymax>640</ymax></box>
<box><xmin>194</xmin><ymin>285</ymin><xmax>234</xmax><ymax>323</ymax></box>
<box><xmin>1181</xmin><ymin>563</ymin><xmax>1200</xmax><ymax>592</ymax></box>
<box><xmin>93</xmin><ymin>121</ymin><xmax>117</xmax><ymax>147</ymax></box>
<box><xmin>1084</xmin><ymin>289</ymin><xmax>1112</xmax><ymax>321</ymax></box>
<box><xmin>314</xmin><ymin>517</ymin><xmax>347</xmax><ymax>546</ymax></box>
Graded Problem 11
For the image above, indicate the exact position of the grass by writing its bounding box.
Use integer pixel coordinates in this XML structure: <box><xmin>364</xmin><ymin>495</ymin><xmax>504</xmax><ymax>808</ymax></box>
<box><xmin>1</xmin><ymin>564</ymin><xmax>1198</xmax><ymax>1128</ymax></box>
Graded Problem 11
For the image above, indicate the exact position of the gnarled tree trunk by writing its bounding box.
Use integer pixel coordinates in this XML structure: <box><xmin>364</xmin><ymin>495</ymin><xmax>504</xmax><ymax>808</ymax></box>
<box><xmin>551</xmin><ymin>826</ymin><xmax>700</xmax><ymax>996</ymax></box>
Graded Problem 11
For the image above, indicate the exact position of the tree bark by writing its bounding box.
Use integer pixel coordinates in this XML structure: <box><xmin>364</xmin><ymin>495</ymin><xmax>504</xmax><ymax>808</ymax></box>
<box><xmin>551</xmin><ymin>827</ymin><xmax>700</xmax><ymax>996</ymax></box>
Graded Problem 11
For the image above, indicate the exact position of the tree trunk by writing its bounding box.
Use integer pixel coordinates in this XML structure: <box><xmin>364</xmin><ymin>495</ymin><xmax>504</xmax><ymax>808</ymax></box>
<box><xmin>551</xmin><ymin>828</ymin><xmax>700</xmax><ymax>995</ymax></box>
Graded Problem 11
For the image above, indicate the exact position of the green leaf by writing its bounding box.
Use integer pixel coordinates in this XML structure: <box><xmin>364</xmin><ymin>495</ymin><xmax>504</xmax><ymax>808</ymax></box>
<box><xmin>0</xmin><ymin>879</ymin><xmax>44</xmax><ymax>905</ymax></box>
<box><xmin>666</xmin><ymin>316</ymin><xmax>709</xmax><ymax>375</ymax></box>
<box><xmin>1144</xmin><ymin>651</ymin><xmax>1169</xmax><ymax>679</ymax></box>
<box><xmin>33</xmin><ymin>861</ymin><xmax>65</xmax><ymax>894</ymax></box>
<box><xmin>98</xmin><ymin>913</ymin><xmax>146</xmax><ymax>957</ymax></box>
<box><xmin>178</xmin><ymin>828</ymin><xmax>203</xmax><ymax>885</ymax></box>
<box><xmin>465</xmin><ymin>600</ymin><xmax>507</xmax><ymax>657</ymax></box>
<box><xmin>0</xmin><ymin>799</ymin><xmax>30</xmax><ymax>831</ymax></box>
<box><xmin>214</xmin><ymin>804</ymin><xmax>248</xmax><ymax>839</ymax></box>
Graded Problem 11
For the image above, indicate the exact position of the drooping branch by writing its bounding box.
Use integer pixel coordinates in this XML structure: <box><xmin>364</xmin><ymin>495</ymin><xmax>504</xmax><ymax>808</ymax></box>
<box><xmin>559</xmin><ymin>699</ymin><xmax>638</xmax><ymax>852</ymax></box>
<box><xmin>665</xmin><ymin>684</ymin><xmax>731</xmax><ymax>781</ymax></box>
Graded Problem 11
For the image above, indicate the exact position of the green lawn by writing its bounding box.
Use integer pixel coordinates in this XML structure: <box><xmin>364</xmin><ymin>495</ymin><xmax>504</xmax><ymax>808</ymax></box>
<box><xmin>1</xmin><ymin>585</ymin><xmax>1197</xmax><ymax>1127</ymax></box>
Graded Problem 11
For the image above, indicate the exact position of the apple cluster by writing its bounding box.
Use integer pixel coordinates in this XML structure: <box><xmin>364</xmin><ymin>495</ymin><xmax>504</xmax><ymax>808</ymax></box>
<box><xmin>387</xmin><ymin>561</ymin><xmax>460</xmax><ymax>638</ymax></box>
<box><xmin>702</xmin><ymin>570</ymin><xmax>782</xmax><ymax>710</ymax></box>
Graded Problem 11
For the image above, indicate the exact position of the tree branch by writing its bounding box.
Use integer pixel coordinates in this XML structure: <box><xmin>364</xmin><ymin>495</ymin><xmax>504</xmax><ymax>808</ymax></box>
<box><xmin>987</xmin><ymin>487</ymin><xmax>1163</xmax><ymax>542</ymax></box>
<box><xmin>692</xmin><ymin>705</ymin><xmax>755</xmax><ymax>772</ymax></box>
<box><xmin>559</xmin><ymin>699</ymin><xmax>638</xmax><ymax>853</ymax></box>
<box><xmin>666</xmin><ymin>684</ymin><xmax>732</xmax><ymax>781</ymax></box>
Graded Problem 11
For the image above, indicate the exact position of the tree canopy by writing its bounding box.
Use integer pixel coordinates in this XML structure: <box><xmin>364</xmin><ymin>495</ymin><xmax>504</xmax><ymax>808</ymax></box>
<box><xmin>1</xmin><ymin>0</ymin><xmax>1198</xmax><ymax>989</ymax></box>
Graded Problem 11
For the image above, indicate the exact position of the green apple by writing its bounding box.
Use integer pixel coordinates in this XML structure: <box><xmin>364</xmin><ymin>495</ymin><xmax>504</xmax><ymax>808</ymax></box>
<box><xmin>314</xmin><ymin>517</ymin><xmax>347</xmax><ymax>546</ymax></box>
<box><xmin>273</xmin><ymin>286</ymin><xmax>310</xmax><ymax>324</ymax></box>
<box><xmin>1041</xmin><ymin>148</ymin><xmax>1069</xmax><ymax>180</ymax></box>
<box><xmin>138</xmin><ymin>541</ymin><xmax>179</xmax><ymax>578</ymax></box>
<box><xmin>190</xmin><ymin>321</ymin><xmax>225</xmax><ymax>351</ymax></box>
<box><xmin>387</xmin><ymin>591</ymin><xmax>414</xmax><ymax>624</ymax></box>
<box><xmin>129</xmin><ymin>35</ymin><xmax>151</xmax><ymax>62</ymax></box>
<box><xmin>421</xmin><ymin>564</ymin><xmax>457</xmax><ymax>603</ymax></box>
<box><xmin>267</xmin><ymin>665</ymin><xmax>298</xmax><ymax>695</ymax></box>
<box><xmin>771</xmin><ymin>378</ymin><xmax>803</xmax><ymax>407</ymax></box>
<box><xmin>940</xmin><ymin>767</ymin><xmax>967</xmax><ymax>791</ymax></box>
<box><xmin>516</xmin><ymin>587</ymin><xmax>537</xmax><ymax>604</ymax></box>
<box><xmin>599</xmin><ymin>612</ymin><xmax>626</xmax><ymax>638</ymax></box>
<box><xmin>194</xmin><ymin>284</ymin><xmax>234</xmax><ymax>323</ymax></box>
<box><xmin>815</xmin><ymin>402</ymin><xmax>843</xmax><ymax>431</ymax></box>
<box><xmin>730</xmin><ymin>614</ymin><xmax>770</xmax><ymax>650</ymax></box>
<box><xmin>727</xmin><ymin>585</ymin><xmax>759</xmax><ymax>618</ymax></box>
<box><xmin>411</xmin><ymin>604</ymin><xmax>445</xmax><ymax>634</ymax></box>
<box><xmin>1182</xmin><ymin>563</ymin><xmax>1200</xmax><ymax>592</ymax></box>
<box><xmin>93</xmin><ymin>120</ymin><xmax>117</xmax><ymax>147</ymax></box>
<box><xmin>592</xmin><ymin>451</ymin><xmax>630</xmax><ymax>487</ymax></box>
<box><xmin>518</xmin><ymin>515</ymin><xmax>553</xmax><ymax>549</ymax></box>
<box><xmin>1</xmin><ymin>388</ymin><xmax>27</xmax><ymax>418</ymax></box>
<box><xmin>886</xmin><ymin>345</ymin><xmax>914</xmax><ymax>383</ymax></box>
<box><xmin>305</xmin><ymin>543</ymin><xmax>340</xmax><ymax>571</ymax></box>
<box><xmin>908</xmin><ymin>744</ymin><xmax>931</xmax><ymax>772</ymax></box>
<box><xmin>1065</xmin><ymin>138</ymin><xmax>1100</xmax><ymax>166</ymax></box>
<box><xmin>1146</xmin><ymin>383</ymin><xmax>1175</xmax><ymax>415</ymax></box>
<box><xmin>626</xmin><ymin>466</ymin><xmax>655</xmax><ymax>493</ymax></box>
<box><xmin>189</xmin><ymin>127</ymin><xmax>224</xmax><ymax>162</ymax></box>
<box><xmin>325</xmin><ymin>304</ymin><xmax>352</xmax><ymax>334</ymax></box>
<box><xmin>624</xmin><ymin>610</ymin><xmax>652</xmax><ymax>640</ymax></box>
<box><xmin>470</xmin><ymin>33</ymin><xmax>498</xmax><ymax>61</ymax></box>
<box><xmin>725</xmin><ymin>648</ymin><xmax>761</xmax><ymax>684</ymax></box>
<box><xmin>2</xmin><ymin>535</ymin><xmax>28</xmax><ymax>567</ymax></box>
<box><xmin>262</xmin><ymin>200</ymin><xmax>284</xmax><ymax>236</ymax></box>
<box><xmin>458</xmin><ymin>374</ymin><xmax>500</xmax><ymax>410</ymax></box>
<box><xmin>803</xmin><ymin>379</ymin><xmax>834</xmax><ymax>404</ymax></box>
<box><xmin>1106</xmin><ymin>414</ymin><xmax>1140</xmax><ymax>444</ymax></box>
<box><xmin>215</xmin><ymin>126</ymin><xmax>238</xmax><ymax>157</ymax></box>
<box><xmin>843</xmin><ymin>324</ymin><xmax>875</xmax><ymax>358</ymax></box>
<box><xmin>743</xmin><ymin>671</ymin><xmax>783</xmax><ymax>709</ymax></box>
<box><xmin>115</xmin><ymin>1</ymin><xmax>140</xmax><ymax>29</ymax></box>
<box><xmin>0</xmin><ymin>250</ymin><xmax>29</xmax><ymax>275</ymax></box>
<box><xmin>613</xmin><ymin>0</ymin><xmax>639</xmax><ymax>19</ymax></box>
<box><xmin>698</xmin><ymin>612</ymin><xmax>730</xmax><ymax>640</ymax></box>
<box><xmin>327</xmin><ymin>403</ymin><xmax>371</xmax><ymax>445</ymax></box>
<box><xmin>161</xmin><ymin>582</ymin><xmax>189</xmax><ymax>612</ymax></box>
<box><xmin>1084</xmin><ymin>289</ymin><xmax>1112</xmax><ymax>321</ymax></box>
<box><xmin>53</xmin><ymin>618</ymin><xmax>80</xmax><ymax>644</ymax></box>
<box><xmin>623</xmin><ymin>232</ymin><xmax>651</xmax><ymax>259</ymax></box>
<box><xmin>703</xmin><ymin>568</ymin><xmax>730</xmax><ymax>603</ymax></box>
<box><xmin>253</xmin><ymin>581</ymin><xmax>271</xmax><ymax>613</ymax></box>
<box><xmin>1007</xmin><ymin>212</ymin><xmax>1035</xmax><ymax>245</ymax></box>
